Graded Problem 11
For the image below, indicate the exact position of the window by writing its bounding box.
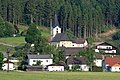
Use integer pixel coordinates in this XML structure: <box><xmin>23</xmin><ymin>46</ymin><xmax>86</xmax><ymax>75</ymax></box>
<box><xmin>106</xmin><ymin>47</ymin><xmax>109</xmax><ymax>49</ymax></box>
<box><xmin>2</xmin><ymin>65</ymin><xmax>5</xmax><ymax>67</ymax></box>
<box><xmin>33</xmin><ymin>60</ymin><xmax>36</xmax><ymax>62</ymax></box>
<box><xmin>46</xmin><ymin>60</ymin><xmax>48</xmax><ymax>62</ymax></box>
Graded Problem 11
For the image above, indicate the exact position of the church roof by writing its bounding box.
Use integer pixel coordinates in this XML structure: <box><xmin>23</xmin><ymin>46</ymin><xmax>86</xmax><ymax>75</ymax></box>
<box><xmin>51</xmin><ymin>33</ymin><xmax>71</xmax><ymax>42</ymax></box>
<box><xmin>71</xmin><ymin>38</ymin><xmax>86</xmax><ymax>44</ymax></box>
<box><xmin>52</xmin><ymin>14</ymin><xmax>60</xmax><ymax>28</ymax></box>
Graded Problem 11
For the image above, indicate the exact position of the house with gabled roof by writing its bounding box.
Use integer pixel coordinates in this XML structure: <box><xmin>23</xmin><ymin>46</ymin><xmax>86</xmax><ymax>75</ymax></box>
<box><xmin>95</xmin><ymin>42</ymin><xmax>117</xmax><ymax>54</ymax></box>
<box><xmin>105</xmin><ymin>57</ymin><xmax>120</xmax><ymax>72</ymax></box>
<box><xmin>66</xmin><ymin>56</ymin><xmax>89</xmax><ymax>71</ymax></box>
<box><xmin>26</xmin><ymin>54</ymin><xmax>53</xmax><ymax>67</ymax></box>
<box><xmin>62</xmin><ymin>47</ymin><xmax>83</xmax><ymax>58</ymax></box>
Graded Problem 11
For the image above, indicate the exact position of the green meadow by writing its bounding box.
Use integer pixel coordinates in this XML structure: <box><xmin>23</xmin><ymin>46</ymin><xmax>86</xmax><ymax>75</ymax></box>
<box><xmin>0</xmin><ymin>71</ymin><xmax>120</xmax><ymax>80</ymax></box>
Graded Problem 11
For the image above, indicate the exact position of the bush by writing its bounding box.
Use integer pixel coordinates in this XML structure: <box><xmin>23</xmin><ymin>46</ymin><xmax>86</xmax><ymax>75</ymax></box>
<box><xmin>4</xmin><ymin>21</ymin><xmax>16</xmax><ymax>37</ymax></box>
<box><xmin>87</xmin><ymin>37</ymin><xmax>95</xmax><ymax>44</ymax></box>
<box><xmin>0</xmin><ymin>16</ymin><xmax>5</xmax><ymax>37</ymax></box>
<box><xmin>71</xmin><ymin>65</ymin><xmax>81</xmax><ymax>71</ymax></box>
<box><xmin>92</xmin><ymin>66</ymin><xmax>102</xmax><ymax>72</ymax></box>
<box><xmin>0</xmin><ymin>52</ymin><xmax>3</xmax><ymax>69</ymax></box>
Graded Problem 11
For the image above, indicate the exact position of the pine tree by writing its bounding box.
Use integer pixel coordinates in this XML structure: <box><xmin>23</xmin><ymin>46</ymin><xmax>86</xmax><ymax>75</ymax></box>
<box><xmin>0</xmin><ymin>16</ymin><xmax>5</xmax><ymax>37</ymax></box>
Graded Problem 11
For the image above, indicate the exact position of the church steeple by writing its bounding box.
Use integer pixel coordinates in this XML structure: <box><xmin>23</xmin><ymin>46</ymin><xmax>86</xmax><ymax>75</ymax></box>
<box><xmin>53</xmin><ymin>14</ymin><xmax>59</xmax><ymax>28</ymax></box>
<box><xmin>51</xmin><ymin>14</ymin><xmax>61</xmax><ymax>38</ymax></box>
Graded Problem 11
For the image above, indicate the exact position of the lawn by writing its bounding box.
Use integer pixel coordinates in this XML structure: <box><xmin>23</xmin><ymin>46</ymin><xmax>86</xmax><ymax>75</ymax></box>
<box><xmin>0</xmin><ymin>71</ymin><xmax>120</xmax><ymax>80</ymax></box>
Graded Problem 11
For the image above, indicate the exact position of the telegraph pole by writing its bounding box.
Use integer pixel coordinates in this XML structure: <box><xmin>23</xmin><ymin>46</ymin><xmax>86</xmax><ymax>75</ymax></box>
<box><xmin>7</xmin><ymin>48</ymin><xmax>10</xmax><ymax>72</ymax></box>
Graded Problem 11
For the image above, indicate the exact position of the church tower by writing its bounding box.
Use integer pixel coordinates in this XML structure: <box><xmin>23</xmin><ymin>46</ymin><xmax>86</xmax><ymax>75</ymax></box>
<box><xmin>51</xmin><ymin>14</ymin><xmax>61</xmax><ymax>38</ymax></box>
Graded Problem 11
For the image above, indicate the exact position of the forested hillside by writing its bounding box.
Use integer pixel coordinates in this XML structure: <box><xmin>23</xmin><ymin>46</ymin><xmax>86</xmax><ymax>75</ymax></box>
<box><xmin>0</xmin><ymin>0</ymin><xmax>120</xmax><ymax>38</ymax></box>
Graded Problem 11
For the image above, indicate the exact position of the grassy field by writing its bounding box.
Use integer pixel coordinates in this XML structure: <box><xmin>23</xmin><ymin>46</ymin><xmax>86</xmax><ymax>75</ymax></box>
<box><xmin>0</xmin><ymin>26</ymin><xmax>50</xmax><ymax>46</ymax></box>
<box><xmin>19</xmin><ymin>25</ymin><xmax>50</xmax><ymax>37</ymax></box>
<box><xmin>0</xmin><ymin>71</ymin><xmax>120</xmax><ymax>80</ymax></box>
<box><xmin>0</xmin><ymin>37</ymin><xmax>25</xmax><ymax>46</ymax></box>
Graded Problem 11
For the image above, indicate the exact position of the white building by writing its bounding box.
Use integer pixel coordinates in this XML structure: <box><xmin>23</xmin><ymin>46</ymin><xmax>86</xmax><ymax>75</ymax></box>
<box><xmin>51</xmin><ymin>14</ymin><xmax>88</xmax><ymax>48</ymax></box>
<box><xmin>51</xmin><ymin>32</ymin><xmax>88</xmax><ymax>48</ymax></box>
<box><xmin>2</xmin><ymin>61</ymin><xmax>15</xmax><ymax>70</ymax></box>
<box><xmin>47</xmin><ymin>64</ymin><xmax>64</xmax><ymax>71</ymax></box>
<box><xmin>95</xmin><ymin>42</ymin><xmax>117</xmax><ymax>54</ymax></box>
<box><xmin>26</xmin><ymin>54</ymin><xmax>53</xmax><ymax>67</ymax></box>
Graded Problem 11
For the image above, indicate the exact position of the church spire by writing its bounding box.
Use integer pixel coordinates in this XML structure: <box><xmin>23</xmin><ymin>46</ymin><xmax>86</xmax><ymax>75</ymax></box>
<box><xmin>53</xmin><ymin>14</ymin><xmax>59</xmax><ymax>28</ymax></box>
<box><xmin>51</xmin><ymin>14</ymin><xmax>61</xmax><ymax>38</ymax></box>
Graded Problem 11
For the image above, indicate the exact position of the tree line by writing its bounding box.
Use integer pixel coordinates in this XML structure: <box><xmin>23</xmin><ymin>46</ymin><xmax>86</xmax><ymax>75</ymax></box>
<box><xmin>0</xmin><ymin>0</ymin><xmax>120</xmax><ymax>38</ymax></box>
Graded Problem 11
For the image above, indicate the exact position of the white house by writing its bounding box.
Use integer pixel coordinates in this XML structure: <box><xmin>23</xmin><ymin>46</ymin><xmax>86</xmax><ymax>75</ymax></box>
<box><xmin>26</xmin><ymin>54</ymin><xmax>53</xmax><ymax>67</ymax></box>
<box><xmin>47</xmin><ymin>64</ymin><xmax>64</xmax><ymax>71</ymax></box>
<box><xmin>66</xmin><ymin>56</ymin><xmax>89</xmax><ymax>71</ymax></box>
<box><xmin>2</xmin><ymin>61</ymin><xmax>15</xmax><ymax>70</ymax></box>
<box><xmin>95</xmin><ymin>42</ymin><xmax>117</xmax><ymax>54</ymax></box>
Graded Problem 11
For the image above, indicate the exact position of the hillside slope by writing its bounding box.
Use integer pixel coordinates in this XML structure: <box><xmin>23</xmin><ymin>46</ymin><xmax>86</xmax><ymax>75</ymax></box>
<box><xmin>96</xmin><ymin>28</ymin><xmax>119</xmax><ymax>41</ymax></box>
<box><xmin>0</xmin><ymin>25</ymin><xmax>50</xmax><ymax>52</ymax></box>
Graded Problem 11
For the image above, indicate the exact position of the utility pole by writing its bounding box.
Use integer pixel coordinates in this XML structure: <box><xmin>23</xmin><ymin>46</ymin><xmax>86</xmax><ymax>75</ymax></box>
<box><xmin>50</xmin><ymin>15</ymin><xmax>53</xmax><ymax>41</ymax></box>
<box><xmin>7</xmin><ymin>48</ymin><xmax>10</xmax><ymax>72</ymax></box>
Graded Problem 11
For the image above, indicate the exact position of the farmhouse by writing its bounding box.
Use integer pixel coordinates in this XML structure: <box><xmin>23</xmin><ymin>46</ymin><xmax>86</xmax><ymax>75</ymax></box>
<box><xmin>66</xmin><ymin>56</ymin><xmax>89</xmax><ymax>71</ymax></box>
<box><xmin>95</xmin><ymin>42</ymin><xmax>117</xmax><ymax>54</ymax></box>
<box><xmin>26</xmin><ymin>54</ymin><xmax>53</xmax><ymax>67</ymax></box>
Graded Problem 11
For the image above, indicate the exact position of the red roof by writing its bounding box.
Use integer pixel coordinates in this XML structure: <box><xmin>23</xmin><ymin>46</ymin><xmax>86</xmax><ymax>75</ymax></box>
<box><xmin>105</xmin><ymin>57</ymin><xmax>120</xmax><ymax>66</ymax></box>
